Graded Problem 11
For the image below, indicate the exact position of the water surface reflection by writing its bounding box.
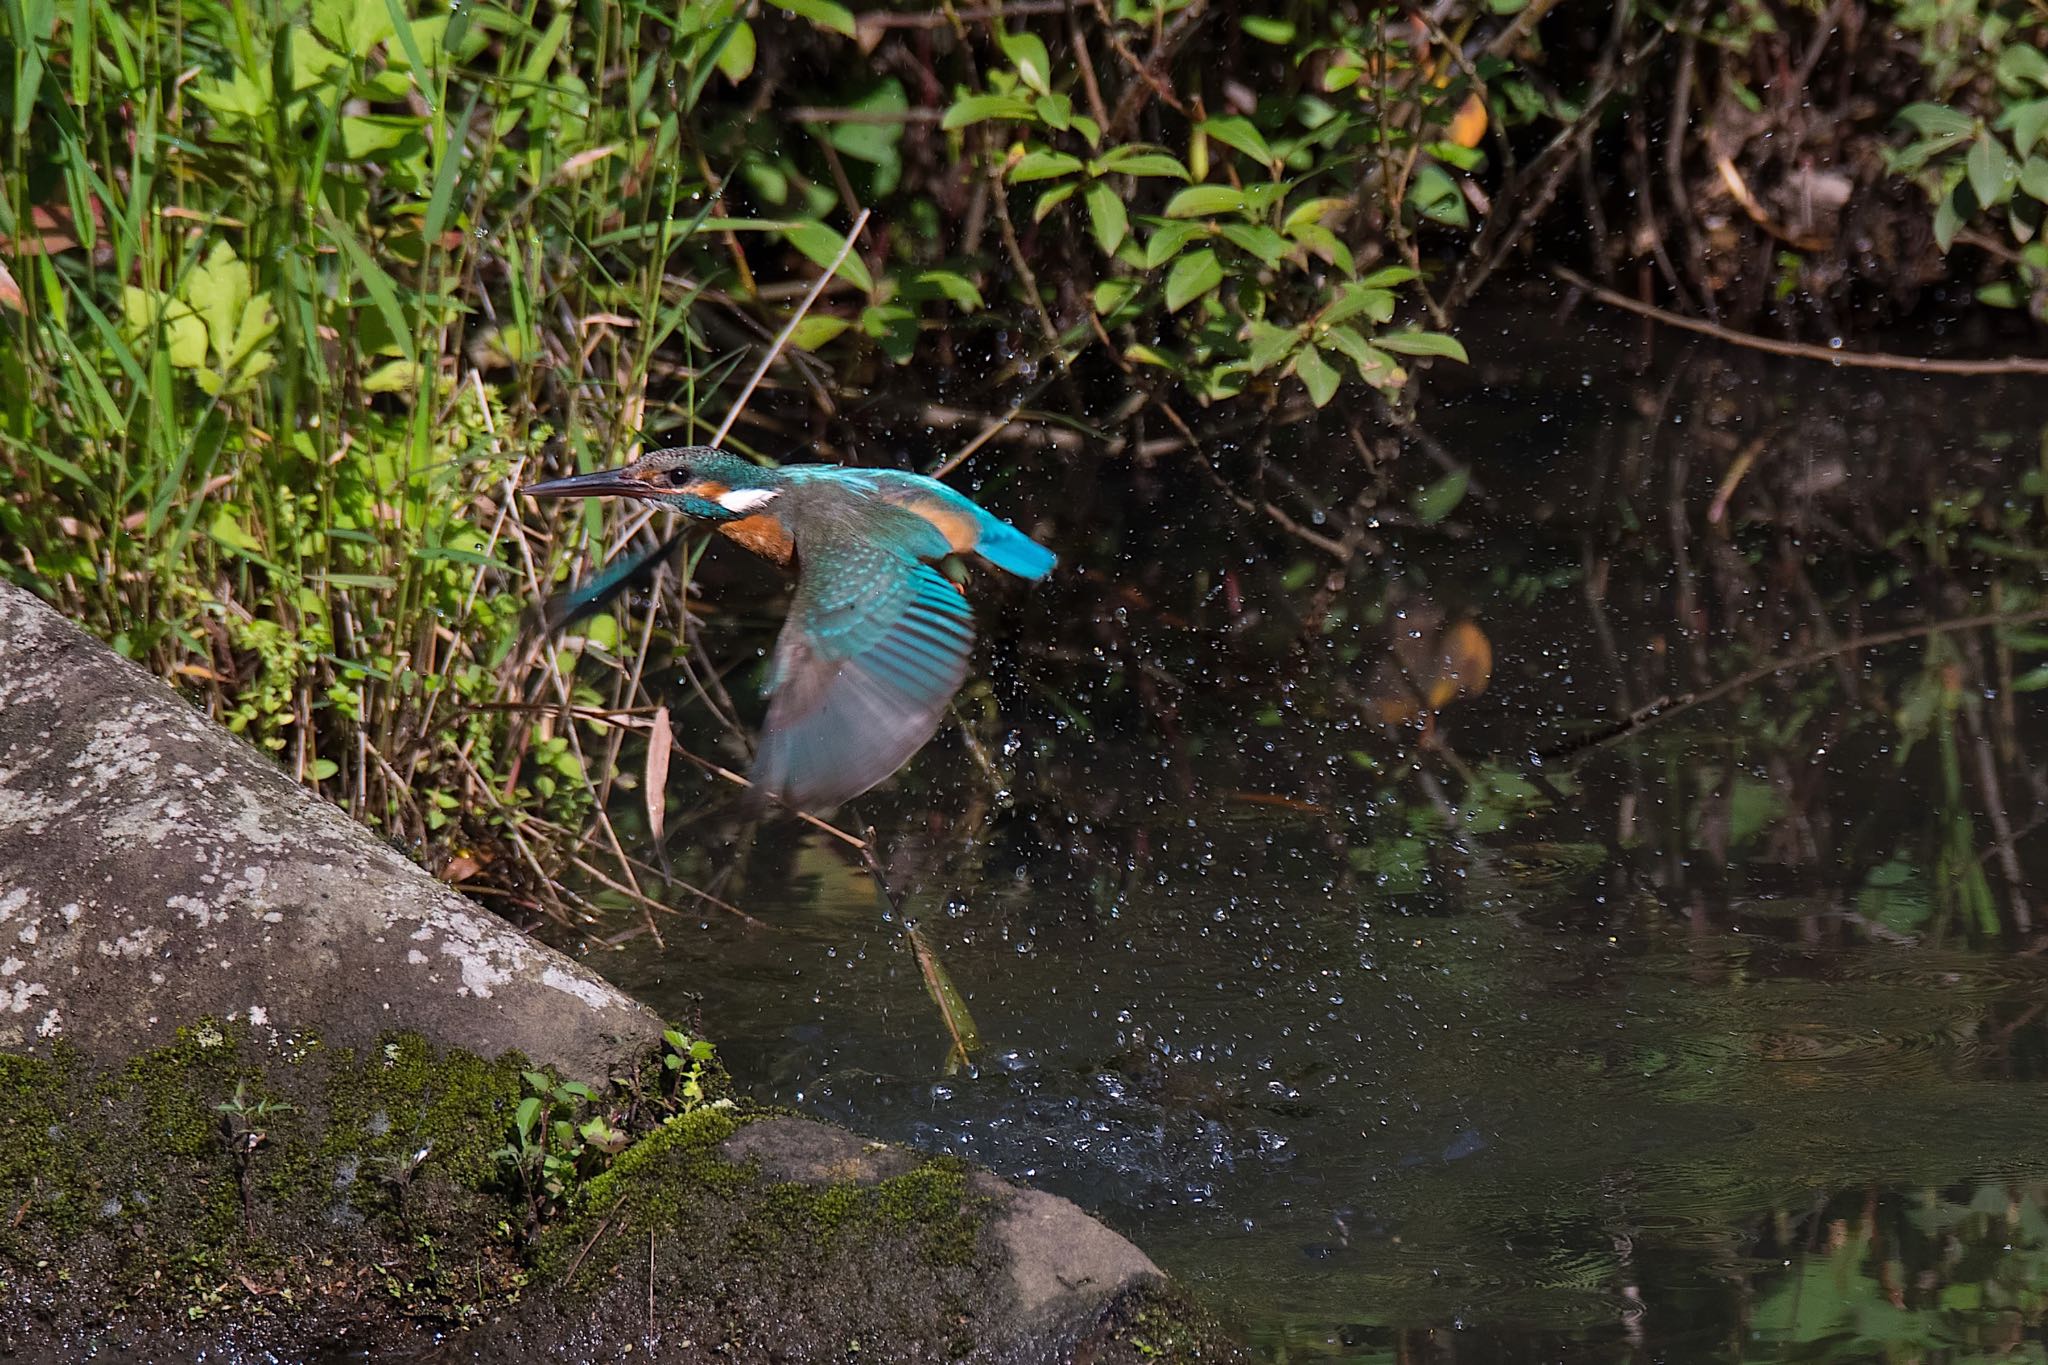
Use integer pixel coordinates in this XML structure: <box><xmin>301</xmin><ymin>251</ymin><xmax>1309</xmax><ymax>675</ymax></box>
<box><xmin>567</xmin><ymin>312</ymin><xmax>2048</xmax><ymax>1361</ymax></box>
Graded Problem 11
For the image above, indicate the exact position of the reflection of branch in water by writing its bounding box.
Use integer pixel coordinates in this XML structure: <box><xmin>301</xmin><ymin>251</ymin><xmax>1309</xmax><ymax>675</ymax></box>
<box><xmin>1554</xmin><ymin>266</ymin><xmax>2048</xmax><ymax>376</ymax></box>
<box><xmin>1541</xmin><ymin>606</ymin><xmax>2048</xmax><ymax>761</ymax></box>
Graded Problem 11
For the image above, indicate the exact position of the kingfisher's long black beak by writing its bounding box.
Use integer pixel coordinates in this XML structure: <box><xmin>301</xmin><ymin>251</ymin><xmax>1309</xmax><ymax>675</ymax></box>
<box><xmin>518</xmin><ymin>466</ymin><xmax>648</xmax><ymax>500</ymax></box>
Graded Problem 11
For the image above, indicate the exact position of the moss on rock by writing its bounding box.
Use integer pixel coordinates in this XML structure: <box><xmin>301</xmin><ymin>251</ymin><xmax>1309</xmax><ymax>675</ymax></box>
<box><xmin>0</xmin><ymin>1022</ymin><xmax>1239</xmax><ymax>1363</ymax></box>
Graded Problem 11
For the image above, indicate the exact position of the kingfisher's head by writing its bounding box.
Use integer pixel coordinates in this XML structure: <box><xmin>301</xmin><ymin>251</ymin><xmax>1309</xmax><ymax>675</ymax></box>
<box><xmin>519</xmin><ymin>446</ymin><xmax>782</xmax><ymax>522</ymax></box>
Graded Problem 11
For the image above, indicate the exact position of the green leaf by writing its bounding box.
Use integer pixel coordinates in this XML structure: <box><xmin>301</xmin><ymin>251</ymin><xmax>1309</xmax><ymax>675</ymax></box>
<box><xmin>1145</xmin><ymin>220</ymin><xmax>1207</xmax><ymax>267</ymax></box>
<box><xmin>2000</xmin><ymin>99</ymin><xmax>2048</xmax><ymax>156</ymax></box>
<box><xmin>380</xmin><ymin>0</ymin><xmax>436</xmax><ymax>82</ymax></box>
<box><xmin>1033</xmin><ymin>92</ymin><xmax>1072</xmax><ymax>129</ymax></box>
<box><xmin>1164</xmin><ymin>247</ymin><xmax>1223</xmax><ymax>312</ymax></box>
<box><xmin>712</xmin><ymin>18</ymin><xmax>754</xmax><ymax>79</ymax></box>
<box><xmin>1968</xmin><ymin>133</ymin><xmax>2020</xmax><ymax>208</ymax></box>
<box><xmin>1976</xmin><ymin>279</ymin><xmax>2021</xmax><ymax>308</ymax></box>
<box><xmin>184</xmin><ymin>241</ymin><xmax>254</xmax><ymax>356</ymax></box>
<box><xmin>1243</xmin><ymin>319</ymin><xmax>1301</xmax><ymax>373</ymax></box>
<box><xmin>2020</xmin><ymin>155</ymin><xmax>2048</xmax><ymax>203</ymax></box>
<box><xmin>289</xmin><ymin>32</ymin><xmax>348</xmax><ymax>92</ymax></box>
<box><xmin>1293</xmin><ymin>344</ymin><xmax>1339</xmax><ymax>406</ymax></box>
<box><xmin>1320</xmin><ymin>283</ymin><xmax>1396</xmax><ymax>326</ymax></box>
<box><xmin>2011</xmin><ymin>662</ymin><xmax>2048</xmax><ymax>692</ymax></box>
<box><xmin>1282</xmin><ymin>196</ymin><xmax>1347</xmax><ymax>234</ymax></box>
<box><xmin>872</xmin><ymin>304</ymin><xmax>925</xmax><ymax>363</ymax></box>
<box><xmin>1408</xmin><ymin>161</ymin><xmax>1469</xmax><ymax>226</ymax></box>
<box><xmin>1320</xmin><ymin>324</ymin><xmax>1396</xmax><ymax>384</ymax></box>
<box><xmin>1070</xmin><ymin>114</ymin><xmax>1101</xmax><ymax>148</ymax></box>
<box><xmin>1934</xmin><ymin>185</ymin><xmax>1966</xmax><ymax>251</ymax></box>
<box><xmin>1997</xmin><ymin>42</ymin><xmax>2048</xmax><ymax>91</ymax></box>
<box><xmin>124</xmin><ymin>287</ymin><xmax>208</xmax><ymax>368</ymax></box>
<box><xmin>1410</xmin><ymin>469</ymin><xmax>1470</xmax><ymax>525</ymax></box>
<box><xmin>1032</xmin><ymin>182</ymin><xmax>1078</xmax><ymax>221</ymax></box>
<box><xmin>1896</xmin><ymin>102</ymin><xmax>1974</xmax><ymax>139</ymax></box>
<box><xmin>787</xmin><ymin>314</ymin><xmax>852</xmax><ymax>350</ymax></box>
<box><xmin>1164</xmin><ymin>185</ymin><xmax>1247</xmax><ymax>218</ymax></box>
<box><xmin>942</xmin><ymin>93</ymin><xmax>1034</xmax><ymax>130</ymax></box>
<box><xmin>1427</xmin><ymin>139</ymin><xmax>1486</xmax><ymax>172</ymax></box>
<box><xmin>208</xmin><ymin>505</ymin><xmax>264</xmax><ymax>554</ymax></box>
<box><xmin>911</xmin><ymin>269</ymin><xmax>983</xmax><ymax>310</ymax></box>
<box><xmin>1198</xmin><ymin>116</ymin><xmax>1275</xmax><ymax>166</ymax></box>
<box><xmin>362</xmin><ymin>359</ymin><xmax>418</xmax><ymax>393</ymax></box>
<box><xmin>339</xmin><ymin>113</ymin><xmax>423</xmax><ymax>159</ymax></box>
<box><xmin>1094</xmin><ymin>145</ymin><xmax>1190</xmax><ymax>179</ymax></box>
<box><xmin>1219</xmin><ymin>223</ymin><xmax>1287</xmax><ymax>264</ymax></box>
<box><xmin>312</xmin><ymin>0</ymin><xmax>393</xmax><ymax>54</ymax></box>
<box><xmin>1010</xmin><ymin>148</ymin><xmax>1083</xmax><ymax>183</ymax></box>
<box><xmin>1241</xmin><ymin>15</ymin><xmax>1295</xmax><ymax>42</ymax></box>
<box><xmin>1357</xmin><ymin>265</ymin><xmax>1419</xmax><ymax>288</ymax></box>
<box><xmin>1092</xmin><ymin>278</ymin><xmax>1141</xmax><ymax>318</ymax></box>
<box><xmin>310</xmin><ymin>758</ymin><xmax>340</xmax><ymax>781</ymax></box>
<box><xmin>1290</xmin><ymin>223</ymin><xmax>1355</xmax><ymax>273</ymax></box>
<box><xmin>513</xmin><ymin>1096</ymin><xmax>542</xmax><ymax>1138</ymax></box>
<box><xmin>999</xmin><ymin>30</ymin><xmax>1052</xmax><ymax>95</ymax></box>
<box><xmin>1241</xmin><ymin>181</ymin><xmax>1291</xmax><ymax>214</ymax></box>
<box><xmin>1084</xmin><ymin>180</ymin><xmax>1129</xmax><ymax>255</ymax></box>
<box><xmin>1376</xmin><ymin>329</ymin><xmax>1467</xmax><ymax>362</ymax></box>
<box><xmin>784</xmin><ymin>220</ymin><xmax>874</xmax><ymax>291</ymax></box>
<box><xmin>824</xmin><ymin>78</ymin><xmax>907</xmax><ymax>188</ymax></box>
<box><xmin>780</xmin><ymin>0</ymin><xmax>856</xmax><ymax>37</ymax></box>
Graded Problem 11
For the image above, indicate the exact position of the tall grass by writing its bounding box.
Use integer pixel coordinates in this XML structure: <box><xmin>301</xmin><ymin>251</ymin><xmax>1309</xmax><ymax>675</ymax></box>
<box><xmin>0</xmin><ymin>0</ymin><xmax>795</xmax><ymax>894</ymax></box>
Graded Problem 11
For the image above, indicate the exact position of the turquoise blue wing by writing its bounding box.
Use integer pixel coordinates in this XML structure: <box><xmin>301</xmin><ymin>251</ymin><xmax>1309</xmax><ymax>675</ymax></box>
<box><xmin>749</xmin><ymin>526</ymin><xmax>976</xmax><ymax>811</ymax></box>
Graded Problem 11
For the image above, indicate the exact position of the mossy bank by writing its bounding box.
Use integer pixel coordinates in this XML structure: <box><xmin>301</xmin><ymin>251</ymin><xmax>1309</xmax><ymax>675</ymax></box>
<box><xmin>0</xmin><ymin>1022</ymin><xmax>1238</xmax><ymax>1362</ymax></box>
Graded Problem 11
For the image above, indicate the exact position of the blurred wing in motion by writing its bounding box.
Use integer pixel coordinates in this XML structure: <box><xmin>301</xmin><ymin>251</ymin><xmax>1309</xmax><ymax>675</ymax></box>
<box><xmin>748</xmin><ymin>528</ymin><xmax>974</xmax><ymax>811</ymax></box>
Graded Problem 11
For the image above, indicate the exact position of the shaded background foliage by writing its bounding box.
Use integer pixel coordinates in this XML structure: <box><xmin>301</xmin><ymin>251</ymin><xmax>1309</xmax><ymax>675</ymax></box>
<box><xmin>0</xmin><ymin>0</ymin><xmax>2042</xmax><ymax>892</ymax></box>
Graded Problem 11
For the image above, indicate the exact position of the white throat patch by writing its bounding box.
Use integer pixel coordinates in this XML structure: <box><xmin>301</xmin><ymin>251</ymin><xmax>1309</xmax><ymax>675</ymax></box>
<box><xmin>716</xmin><ymin>487</ymin><xmax>781</xmax><ymax>513</ymax></box>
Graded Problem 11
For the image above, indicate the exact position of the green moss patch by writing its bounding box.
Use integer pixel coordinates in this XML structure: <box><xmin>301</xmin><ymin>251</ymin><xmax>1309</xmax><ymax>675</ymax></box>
<box><xmin>0</xmin><ymin>1022</ymin><xmax>1226</xmax><ymax>1361</ymax></box>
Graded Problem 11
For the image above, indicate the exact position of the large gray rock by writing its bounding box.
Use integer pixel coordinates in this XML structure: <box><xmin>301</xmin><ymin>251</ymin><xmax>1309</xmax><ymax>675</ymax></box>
<box><xmin>0</xmin><ymin>582</ymin><xmax>663</xmax><ymax>1078</ymax></box>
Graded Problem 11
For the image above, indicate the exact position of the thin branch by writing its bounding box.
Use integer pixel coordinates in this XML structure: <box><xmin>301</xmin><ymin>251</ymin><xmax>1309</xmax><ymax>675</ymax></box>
<box><xmin>1553</xmin><ymin>266</ymin><xmax>2048</xmax><ymax>374</ymax></box>
<box><xmin>1542</xmin><ymin>606</ymin><xmax>2048</xmax><ymax>760</ymax></box>
<box><xmin>711</xmin><ymin>208</ymin><xmax>872</xmax><ymax>448</ymax></box>
<box><xmin>857</xmin><ymin>0</ymin><xmax>1067</xmax><ymax>26</ymax></box>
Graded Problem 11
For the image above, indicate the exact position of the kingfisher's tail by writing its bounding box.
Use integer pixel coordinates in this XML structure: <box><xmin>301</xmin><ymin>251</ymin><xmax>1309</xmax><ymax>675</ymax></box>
<box><xmin>968</xmin><ymin>513</ymin><xmax>1057</xmax><ymax>580</ymax></box>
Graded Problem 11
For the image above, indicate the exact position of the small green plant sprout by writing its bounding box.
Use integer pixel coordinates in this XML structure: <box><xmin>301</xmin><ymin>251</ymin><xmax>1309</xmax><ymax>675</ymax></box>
<box><xmin>216</xmin><ymin>1081</ymin><xmax>294</xmax><ymax>1226</ymax></box>
<box><xmin>376</xmin><ymin>1143</ymin><xmax>435</xmax><ymax>1233</ymax></box>
<box><xmin>492</xmin><ymin>1071</ymin><xmax>631</xmax><ymax>1239</ymax></box>
<box><xmin>661</xmin><ymin>1028</ymin><xmax>718</xmax><ymax>1111</ymax></box>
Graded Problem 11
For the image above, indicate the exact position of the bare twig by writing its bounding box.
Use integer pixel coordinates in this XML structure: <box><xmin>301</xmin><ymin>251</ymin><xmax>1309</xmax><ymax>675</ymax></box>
<box><xmin>786</xmin><ymin>107</ymin><xmax>942</xmax><ymax>124</ymax></box>
<box><xmin>711</xmin><ymin>208</ymin><xmax>872</xmax><ymax>448</ymax></box>
<box><xmin>1445</xmin><ymin>19</ymin><xmax>1670</xmax><ymax>312</ymax></box>
<box><xmin>1542</xmin><ymin>606</ymin><xmax>2048</xmax><ymax>759</ymax></box>
<box><xmin>1554</xmin><ymin>266</ymin><xmax>2048</xmax><ymax>374</ymax></box>
<box><xmin>664</xmin><ymin>744</ymin><xmax>869</xmax><ymax>850</ymax></box>
<box><xmin>857</xmin><ymin>0</ymin><xmax>1066</xmax><ymax>26</ymax></box>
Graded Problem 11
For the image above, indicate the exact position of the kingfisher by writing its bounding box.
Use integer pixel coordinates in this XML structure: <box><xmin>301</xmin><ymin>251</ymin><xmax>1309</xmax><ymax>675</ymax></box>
<box><xmin>521</xmin><ymin>446</ymin><xmax>1056</xmax><ymax>812</ymax></box>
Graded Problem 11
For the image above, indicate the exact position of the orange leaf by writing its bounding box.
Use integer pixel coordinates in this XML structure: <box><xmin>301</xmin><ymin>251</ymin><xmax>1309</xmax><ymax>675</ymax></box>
<box><xmin>1449</xmin><ymin>94</ymin><xmax>1488</xmax><ymax>149</ymax></box>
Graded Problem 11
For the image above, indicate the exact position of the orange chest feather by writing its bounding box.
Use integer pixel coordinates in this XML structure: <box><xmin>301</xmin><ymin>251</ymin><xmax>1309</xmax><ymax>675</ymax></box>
<box><xmin>718</xmin><ymin>514</ymin><xmax>794</xmax><ymax>565</ymax></box>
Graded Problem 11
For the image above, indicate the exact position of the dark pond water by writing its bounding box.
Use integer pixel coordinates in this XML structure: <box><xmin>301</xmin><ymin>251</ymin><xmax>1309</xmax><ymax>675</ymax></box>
<box><xmin>558</xmin><ymin>308</ymin><xmax>2048</xmax><ymax>1362</ymax></box>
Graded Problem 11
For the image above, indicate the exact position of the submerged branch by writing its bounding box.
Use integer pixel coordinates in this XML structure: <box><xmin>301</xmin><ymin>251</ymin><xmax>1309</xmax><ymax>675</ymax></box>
<box><xmin>1543</xmin><ymin>606</ymin><xmax>2048</xmax><ymax>760</ymax></box>
<box><xmin>1554</xmin><ymin>267</ymin><xmax>2048</xmax><ymax>375</ymax></box>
